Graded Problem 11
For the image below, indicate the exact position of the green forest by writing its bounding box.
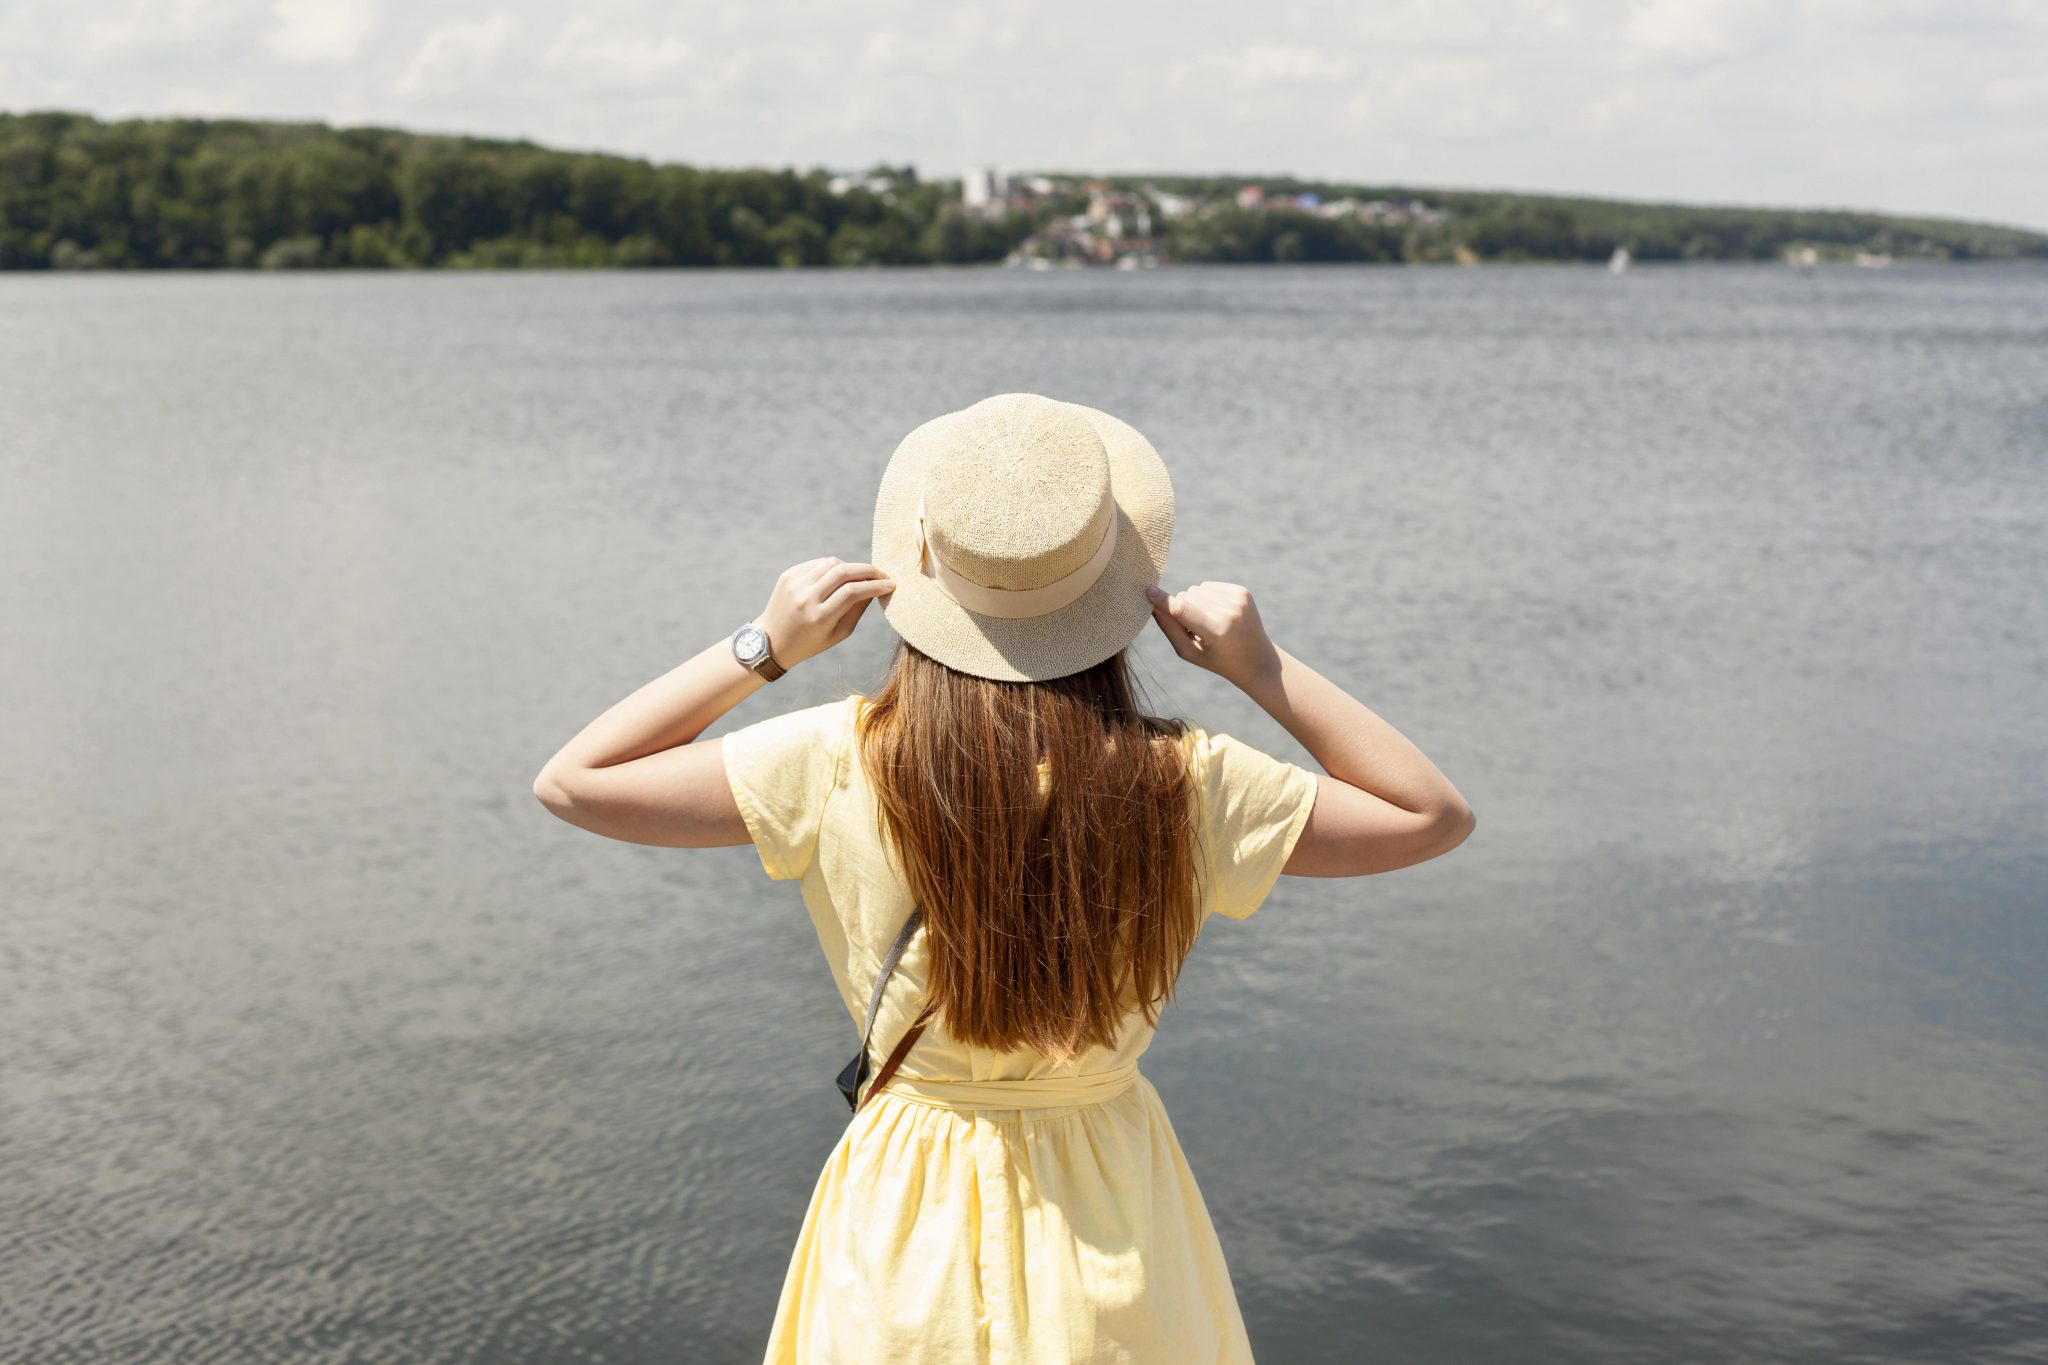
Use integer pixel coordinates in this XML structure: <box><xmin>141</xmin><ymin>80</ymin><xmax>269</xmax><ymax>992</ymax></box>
<box><xmin>1129</xmin><ymin>173</ymin><xmax>2048</xmax><ymax>265</ymax></box>
<box><xmin>0</xmin><ymin>112</ymin><xmax>1020</xmax><ymax>270</ymax></box>
<box><xmin>4</xmin><ymin>111</ymin><xmax>2043</xmax><ymax>270</ymax></box>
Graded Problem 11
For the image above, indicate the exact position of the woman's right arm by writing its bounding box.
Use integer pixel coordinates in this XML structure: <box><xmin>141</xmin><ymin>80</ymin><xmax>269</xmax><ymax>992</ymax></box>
<box><xmin>1146</xmin><ymin>582</ymin><xmax>1475</xmax><ymax>877</ymax></box>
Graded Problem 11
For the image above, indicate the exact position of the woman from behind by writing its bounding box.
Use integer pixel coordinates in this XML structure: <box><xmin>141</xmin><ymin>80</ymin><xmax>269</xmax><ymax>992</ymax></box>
<box><xmin>533</xmin><ymin>392</ymin><xmax>1474</xmax><ymax>1363</ymax></box>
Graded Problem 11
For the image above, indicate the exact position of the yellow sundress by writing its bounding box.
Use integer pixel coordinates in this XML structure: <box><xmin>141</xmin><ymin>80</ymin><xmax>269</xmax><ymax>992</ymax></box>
<box><xmin>721</xmin><ymin>692</ymin><xmax>1319</xmax><ymax>1364</ymax></box>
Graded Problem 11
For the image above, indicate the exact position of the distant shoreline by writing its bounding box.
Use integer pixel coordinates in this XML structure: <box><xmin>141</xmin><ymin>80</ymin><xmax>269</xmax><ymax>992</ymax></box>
<box><xmin>12</xmin><ymin>259</ymin><xmax>2042</xmax><ymax>281</ymax></box>
<box><xmin>6</xmin><ymin>111</ymin><xmax>2045</xmax><ymax>273</ymax></box>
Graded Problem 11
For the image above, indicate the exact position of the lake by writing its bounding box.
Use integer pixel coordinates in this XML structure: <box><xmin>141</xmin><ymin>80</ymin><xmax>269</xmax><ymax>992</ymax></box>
<box><xmin>3</xmin><ymin>263</ymin><xmax>2044</xmax><ymax>1363</ymax></box>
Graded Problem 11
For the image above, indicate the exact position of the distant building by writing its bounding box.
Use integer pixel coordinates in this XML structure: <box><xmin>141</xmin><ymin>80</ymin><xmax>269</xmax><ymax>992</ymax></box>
<box><xmin>962</xmin><ymin>166</ymin><xmax>1010</xmax><ymax>216</ymax></box>
<box><xmin>1080</xmin><ymin>185</ymin><xmax>1156</xmax><ymax>242</ymax></box>
<box><xmin>829</xmin><ymin>171</ymin><xmax>900</xmax><ymax>197</ymax></box>
<box><xmin>1236</xmin><ymin>184</ymin><xmax>1264</xmax><ymax>210</ymax></box>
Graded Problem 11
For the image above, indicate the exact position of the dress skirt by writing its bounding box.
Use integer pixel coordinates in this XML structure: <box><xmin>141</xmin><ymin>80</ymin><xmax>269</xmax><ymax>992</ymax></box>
<box><xmin>763</xmin><ymin>1068</ymin><xmax>1256</xmax><ymax>1364</ymax></box>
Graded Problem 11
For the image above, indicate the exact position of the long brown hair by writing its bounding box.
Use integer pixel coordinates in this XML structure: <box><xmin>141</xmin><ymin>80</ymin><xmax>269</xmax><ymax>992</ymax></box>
<box><xmin>854</xmin><ymin>640</ymin><xmax>1204</xmax><ymax>1063</ymax></box>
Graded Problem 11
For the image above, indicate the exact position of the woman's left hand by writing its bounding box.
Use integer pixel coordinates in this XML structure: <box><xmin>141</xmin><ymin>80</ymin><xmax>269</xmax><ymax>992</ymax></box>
<box><xmin>756</xmin><ymin>557</ymin><xmax>895</xmax><ymax>669</ymax></box>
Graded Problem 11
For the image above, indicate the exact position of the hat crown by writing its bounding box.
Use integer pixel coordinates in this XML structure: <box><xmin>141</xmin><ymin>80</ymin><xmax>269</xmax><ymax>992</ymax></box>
<box><xmin>922</xmin><ymin>394</ymin><xmax>1115</xmax><ymax>592</ymax></box>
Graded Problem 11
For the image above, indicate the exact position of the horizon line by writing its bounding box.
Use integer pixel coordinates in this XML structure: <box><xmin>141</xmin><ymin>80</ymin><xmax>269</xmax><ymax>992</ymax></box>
<box><xmin>12</xmin><ymin>105</ymin><xmax>2046</xmax><ymax>239</ymax></box>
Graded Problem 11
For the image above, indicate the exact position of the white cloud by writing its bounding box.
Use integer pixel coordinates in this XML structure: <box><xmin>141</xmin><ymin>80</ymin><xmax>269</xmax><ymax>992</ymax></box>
<box><xmin>1511</xmin><ymin>0</ymin><xmax>1578</xmax><ymax>30</ymax></box>
<box><xmin>863</xmin><ymin>30</ymin><xmax>901</xmax><ymax>66</ymax></box>
<box><xmin>268</xmin><ymin>0</ymin><xmax>378</xmax><ymax>65</ymax></box>
<box><xmin>1624</xmin><ymin>0</ymin><xmax>1766</xmax><ymax>58</ymax></box>
<box><xmin>1983</xmin><ymin>71</ymin><xmax>2048</xmax><ymax>105</ymax></box>
<box><xmin>1342</xmin><ymin>57</ymin><xmax>1523</xmax><ymax>141</ymax></box>
<box><xmin>3</xmin><ymin>0</ymin><xmax>2046</xmax><ymax>229</ymax></box>
<box><xmin>1227</xmin><ymin>43</ymin><xmax>1350</xmax><ymax>84</ymax></box>
<box><xmin>1787</xmin><ymin>59</ymin><xmax>1915</xmax><ymax>115</ymax></box>
<box><xmin>1581</xmin><ymin>87</ymin><xmax>1645</xmax><ymax>132</ymax></box>
<box><xmin>84</xmin><ymin>0</ymin><xmax>240</xmax><ymax>53</ymax></box>
<box><xmin>541</xmin><ymin>17</ymin><xmax>688</xmax><ymax>86</ymax></box>
<box><xmin>395</xmin><ymin>13</ymin><xmax>516</xmax><ymax>100</ymax></box>
<box><xmin>1171</xmin><ymin>43</ymin><xmax>1350</xmax><ymax>88</ymax></box>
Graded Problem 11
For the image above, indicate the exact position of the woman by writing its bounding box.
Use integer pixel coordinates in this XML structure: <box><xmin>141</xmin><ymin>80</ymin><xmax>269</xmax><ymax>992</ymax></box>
<box><xmin>534</xmin><ymin>393</ymin><xmax>1474</xmax><ymax>1362</ymax></box>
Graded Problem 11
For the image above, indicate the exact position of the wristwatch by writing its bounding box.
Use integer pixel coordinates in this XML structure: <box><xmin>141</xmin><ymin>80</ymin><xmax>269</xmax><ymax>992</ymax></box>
<box><xmin>731</xmin><ymin>620</ymin><xmax>786</xmax><ymax>681</ymax></box>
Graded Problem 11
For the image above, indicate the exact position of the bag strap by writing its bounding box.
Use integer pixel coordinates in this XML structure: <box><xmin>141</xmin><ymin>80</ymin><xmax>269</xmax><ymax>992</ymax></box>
<box><xmin>857</xmin><ymin>906</ymin><xmax>923</xmax><ymax>1063</ymax></box>
<box><xmin>844</xmin><ymin>906</ymin><xmax>929</xmax><ymax>1113</ymax></box>
<box><xmin>858</xmin><ymin>1001</ymin><xmax>936</xmax><ymax>1115</ymax></box>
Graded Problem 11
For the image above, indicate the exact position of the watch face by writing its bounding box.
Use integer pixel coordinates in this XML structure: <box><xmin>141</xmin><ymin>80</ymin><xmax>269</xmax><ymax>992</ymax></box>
<box><xmin>735</xmin><ymin>626</ymin><xmax>765</xmax><ymax>662</ymax></box>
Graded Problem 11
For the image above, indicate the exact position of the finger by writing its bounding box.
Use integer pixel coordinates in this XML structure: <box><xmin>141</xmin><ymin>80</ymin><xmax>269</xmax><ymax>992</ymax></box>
<box><xmin>1146</xmin><ymin>585</ymin><xmax>1195</xmax><ymax>636</ymax></box>
<box><xmin>794</xmin><ymin>556</ymin><xmax>846</xmax><ymax>595</ymax></box>
<box><xmin>808</xmin><ymin>561</ymin><xmax>887</xmax><ymax>603</ymax></box>
<box><xmin>821</xmin><ymin>574</ymin><xmax>894</xmax><ymax>616</ymax></box>
<box><xmin>830</xmin><ymin>593</ymin><xmax>877</xmax><ymax>642</ymax></box>
<box><xmin>1164</xmin><ymin>588</ymin><xmax>1227</xmax><ymax>638</ymax></box>
<box><xmin>1148</xmin><ymin>599</ymin><xmax>1200</xmax><ymax>661</ymax></box>
<box><xmin>783</xmin><ymin>557</ymin><xmax>833</xmax><ymax>587</ymax></box>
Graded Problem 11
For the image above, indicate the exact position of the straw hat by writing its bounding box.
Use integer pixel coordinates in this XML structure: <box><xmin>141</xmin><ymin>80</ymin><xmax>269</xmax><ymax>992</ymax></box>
<box><xmin>871</xmin><ymin>392</ymin><xmax>1174</xmax><ymax>682</ymax></box>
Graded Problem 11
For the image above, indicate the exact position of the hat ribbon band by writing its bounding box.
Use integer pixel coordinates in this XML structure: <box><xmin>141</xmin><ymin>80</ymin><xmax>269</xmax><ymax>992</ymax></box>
<box><xmin>914</xmin><ymin>496</ymin><xmax>1119</xmax><ymax>620</ymax></box>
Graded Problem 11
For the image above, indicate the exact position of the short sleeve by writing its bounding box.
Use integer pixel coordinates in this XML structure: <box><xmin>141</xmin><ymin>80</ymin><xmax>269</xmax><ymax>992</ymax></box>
<box><xmin>719</xmin><ymin>695</ymin><xmax>859</xmax><ymax>881</ymax></box>
<box><xmin>1188</xmin><ymin>727</ymin><xmax>1319</xmax><ymax>921</ymax></box>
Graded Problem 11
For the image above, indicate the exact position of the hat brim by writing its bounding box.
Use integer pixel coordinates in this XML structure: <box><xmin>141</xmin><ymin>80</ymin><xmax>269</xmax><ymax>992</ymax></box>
<box><xmin>870</xmin><ymin>398</ymin><xmax>1174</xmax><ymax>683</ymax></box>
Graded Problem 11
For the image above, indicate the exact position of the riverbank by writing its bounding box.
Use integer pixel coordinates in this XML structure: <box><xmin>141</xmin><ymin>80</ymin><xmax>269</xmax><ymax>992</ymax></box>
<box><xmin>6</xmin><ymin>111</ymin><xmax>2046</xmax><ymax>272</ymax></box>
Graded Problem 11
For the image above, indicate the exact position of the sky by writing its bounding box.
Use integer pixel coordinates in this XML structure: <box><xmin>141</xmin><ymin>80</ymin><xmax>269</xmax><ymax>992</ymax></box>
<box><xmin>3</xmin><ymin>0</ymin><xmax>2046</xmax><ymax>231</ymax></box>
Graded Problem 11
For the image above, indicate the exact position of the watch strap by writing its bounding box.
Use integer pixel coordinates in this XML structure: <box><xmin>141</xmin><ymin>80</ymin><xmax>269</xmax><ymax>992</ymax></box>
<box><xmin>736</xmin><ymin>621</ymin><xmax>787</xmax><ymax>681</ymax></box>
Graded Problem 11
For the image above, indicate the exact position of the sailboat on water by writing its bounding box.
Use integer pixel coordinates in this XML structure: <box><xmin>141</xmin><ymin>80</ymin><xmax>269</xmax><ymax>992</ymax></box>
<box><xmin>1608</xmin><ymin>246</ymin><xmax>1631</xmax><ymax>274</ymax></box>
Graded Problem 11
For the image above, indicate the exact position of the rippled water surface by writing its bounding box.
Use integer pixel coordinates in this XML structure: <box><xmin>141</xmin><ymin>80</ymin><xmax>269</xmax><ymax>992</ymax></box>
<box><xmin>4</xmin><ymin>264</ymin><xmax>2045</xmax><ymax>1363</ymax></box>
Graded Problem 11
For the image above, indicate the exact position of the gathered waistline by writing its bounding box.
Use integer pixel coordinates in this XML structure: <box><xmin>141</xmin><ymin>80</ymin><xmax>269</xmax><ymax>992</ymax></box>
<box><xmin>876</xmin><ymin>1062</ymin><xmax>1142</xmax><ymax>1114</ymax></box>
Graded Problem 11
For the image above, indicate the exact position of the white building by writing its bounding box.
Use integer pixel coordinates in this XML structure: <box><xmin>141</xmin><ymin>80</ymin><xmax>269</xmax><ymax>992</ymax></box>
<box><xmin>829</xmin><ymin>172</ymin><xmax>900</xmax><ymax>197</ymax></box>
<box><xmin>1148</xmin><ymin>190</ymin><xmax>1196</xmax><ymax>220</ymax></box>
<box><xmin>962</xmin><ymin>166</ymin><xmax>1010</xmax><ymax>216</ymax></box>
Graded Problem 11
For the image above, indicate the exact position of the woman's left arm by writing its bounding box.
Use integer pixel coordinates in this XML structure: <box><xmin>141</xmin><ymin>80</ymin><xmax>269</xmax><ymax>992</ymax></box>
<box><xmin>532</xmin><ymin>557</ymin><xmax>894</xmax><ymax>848</ymax></box>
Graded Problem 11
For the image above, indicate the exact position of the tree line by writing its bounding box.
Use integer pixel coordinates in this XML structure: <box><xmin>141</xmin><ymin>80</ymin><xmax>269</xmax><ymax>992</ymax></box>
<box><xmin>1135</xmin><ymin>174</ymin><xmax>2048</xmax><ymax>264</ymax></box>
<box><xmin>0</xmin><ymin>112</ymin><xmax>1027</xmax><ymax>269</ymax></box>
<box><xmin>4</xmin><ymin>112</ymin><xmax>2042</xmax><ymax>270</ymax></box>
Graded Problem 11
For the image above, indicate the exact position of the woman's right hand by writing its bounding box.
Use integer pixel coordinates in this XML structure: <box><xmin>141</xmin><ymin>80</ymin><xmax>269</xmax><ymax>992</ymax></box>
<box><xmin>1144</xmin><ymin>581</ymin><xmax>1283</xmax><ymax>692</ymax></box>
<box><xmin>756</xmin><ymin>556</ymin><xmax>894</xmax><ymax>669</ymax></box>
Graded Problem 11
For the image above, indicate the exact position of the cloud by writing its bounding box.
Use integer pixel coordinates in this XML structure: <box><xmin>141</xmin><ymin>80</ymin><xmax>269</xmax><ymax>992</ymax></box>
<box><xmin>84</xmin><ymin>0</ymin><xmax>241</xmax><ymax>54</ymax></box>
<box><xmin>1341</xmin><ymin>57</ymin><xmax>1526</xmax><ymax>142</ymax></box>
<box><xmin>863</xmin><ymin>30</ymin><xmax>901</xmax><ymax>66</ymax></box>
<box><xmin>1198</xmin><ymin>43</ymin><xmax>1350</xmax><ymax>86</ymax></box>
<box><xmin>1983</xmin><ymin>71</ymin><xmax>2048</xmax><ymax>105</ymax></box>
<box><xmin>1580</xmin><ymin>87</ymin><xmax>1645</xmax><ymax>132</ymax></box>
<box><xmin>1624</xmin><ymin>0</ymin><xmax>1768</xmax><ymax>58</ymax></box>
<box><xmin>268</xmin><ymin>0</ymin><xmax>378</xmax><ymax>65</ymax></box>
<box><xmin>395</xmin><ymin>12</ymin><xmax>516</xmax><ymax>100</ymax></box>
<box><xmin>3</xmin><ymin>0</ymin><xmax>2046</xmax><ymax>229</ymax></box>
<box><xmin>541</xmin><ymin>17</ymin><xmax>688</xmax><ymax>86</ymax></box>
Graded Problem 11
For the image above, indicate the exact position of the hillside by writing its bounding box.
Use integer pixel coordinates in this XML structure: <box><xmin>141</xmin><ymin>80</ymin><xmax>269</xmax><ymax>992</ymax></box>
<box><xmin>3</xmin><ymin>112</ymin><xmax>2042</xmax><ymax>270</ymax></box>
